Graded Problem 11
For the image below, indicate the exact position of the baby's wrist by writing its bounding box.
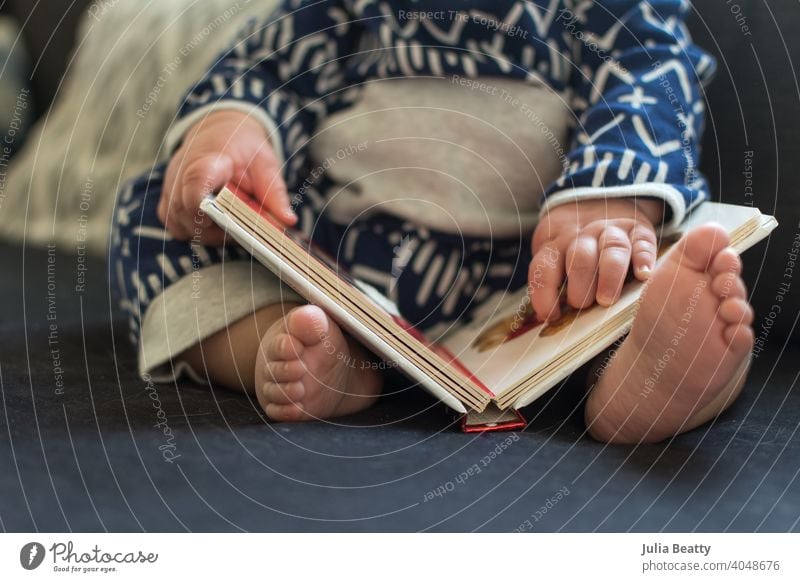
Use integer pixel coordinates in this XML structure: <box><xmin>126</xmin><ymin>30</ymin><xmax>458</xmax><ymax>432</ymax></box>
<box><xmin>629</xmin><ymin>198</ymin><xmax>665</xmax><ymax>226</ymax></box>
<box><xmin>185</xmin><ymin>110</ymin><xmax>267</xmax><ymax>142</ymax></box>
<box><xmin>547</xmin><ymin>197</ymin><xmax>665</xmax><ymax>225</ymax></box>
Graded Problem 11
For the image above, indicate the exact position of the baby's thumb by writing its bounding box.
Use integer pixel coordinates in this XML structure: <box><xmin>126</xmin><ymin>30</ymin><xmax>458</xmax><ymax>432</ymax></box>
<box><xmin>180</xmin><ymin>153</ymin><xmax>235</xmax><ymax>211</ymax></box>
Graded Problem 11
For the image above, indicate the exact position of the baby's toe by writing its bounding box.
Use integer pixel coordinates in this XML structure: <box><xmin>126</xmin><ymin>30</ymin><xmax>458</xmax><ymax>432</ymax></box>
<box><xmin>268</xmin><ymin>332</ymin><xmax>305</xmax><ymax>361</ymax></box>
<box><xmin>262</xmin><ymin>381</ymin><xmax>305</xmax><ymax>405</ymax></box>
<box><xmin>675</xmin><ymin>224</ymin><xmax>730</xmax><ymax>272</ymax></box>
<box><xmin>266</xmin><ymin>359</ymin><xmax>306</xmax><ymax>383</ymax></box>
<box><xmin>265</xmin><ymin>402</ymin><xmax>306</xmax><ymax>422</ymax></box>
<box><xmin>718</xmin><ymin>297</ymin><xmax>753</xmax><ymax>326</ymax></box>
<box><xmin>724</xmin><ymin>323</ymin><xmax>754</xmax><ymax>354</ymax></box>
<box><xmin>711</xmin><ymin>270</ymin><xmax>747</xmax><ymax>300</ymax></box>
<box><xmin>286</xmin><ymin>305</ymin><xmax>328</xmax><ymax>347</ymax></box>
<box><xmin>709</xmin><ymin>247</ymin><xmax>741</xmax><ymax>278</ymax></box>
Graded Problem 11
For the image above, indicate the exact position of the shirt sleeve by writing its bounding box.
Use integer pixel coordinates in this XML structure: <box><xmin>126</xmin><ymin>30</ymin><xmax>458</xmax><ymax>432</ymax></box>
<box><xmin>541</xmin><ymin>0</ymin><xmax>716</xmax><ymax>232</ymax></box>
<box><xmin>164</xmin><ymin>0</ymin><xmax>359</xmax><ymax>189</ymax></box>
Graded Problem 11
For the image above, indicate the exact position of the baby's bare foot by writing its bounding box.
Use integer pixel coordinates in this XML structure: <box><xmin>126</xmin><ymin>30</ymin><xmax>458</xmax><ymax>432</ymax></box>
<box><xmin>254</xmin><ymin>305</ymin><xmax>383</xmax><ymax>421</ymax></box>
<box><xmin>587</xmin><ymin>224</ymin><xmax>754</xmax><ymax>443</ymax></box>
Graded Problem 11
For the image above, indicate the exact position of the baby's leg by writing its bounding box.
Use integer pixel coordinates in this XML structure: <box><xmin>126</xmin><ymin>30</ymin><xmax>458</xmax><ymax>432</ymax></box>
<box><xmin>181</xmin><ymin>303</ymin><xmax>383</xmax><ymax>421</ymax></box>
<box><xmin>111</xmin><ymin>163</ymin><xmax>381</xmax><ymax>423</ymax></box>
<box><xmin>586</xmin><ymin>224</ymin><xmax>753</xmax><ymax>443</ymax></box>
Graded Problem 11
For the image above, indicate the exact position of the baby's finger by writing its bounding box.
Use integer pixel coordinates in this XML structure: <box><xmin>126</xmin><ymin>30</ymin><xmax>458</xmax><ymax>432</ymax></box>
<box><xmin>250</xmin><ymin>153</ymin><xmax>297</xmax><ymax>226</ymax></box>
<box><xmin>177</xmin><ymin>154</ymin><xmax>234</xmax><ymax>239</ymax></box>
<box><xmin>630</xmin><ymin>222</ymin><xmax>658</xmax><ymax>280</ymax></box>
<box><xmin>166</xmin><ymin>213</ymin><xmax>193</xmax><ymax>241</ymax></box>
<box><xmin>159</xmin><ymin>155</ymin><xmax>194</xmax><ymax>240</ymax></box>
<box><xmin>195</xmin><ymin>223</ymin><xmax>227</xmax><ymax>246</ymax></box>
<box><xmin>162</xmin><ymin>195</ymin><xmax>193</xmax><ymax>241</ymax></box>
<box><xmin>158</xmin><ymin>156</ymin><xmax>179</xmax><ymax>227</ymax></box>
<box><xmin>565</xmin><ymin>234</ymin><xmax>599</xmax><ymax>309</ymax></box>
<box><xmin>179</xmin><ymin>153</ymin><xmax>234</xmax><ymax>214</ymax></box>
<box><xmin>596</xmin><ymin>225</ymin><xmax>632</xmax><ymax>306</ymax></box>
<box><xmin>529</xmin><ymin>240</ymin><xmax>566</xmax><ymax>322</ymax></box>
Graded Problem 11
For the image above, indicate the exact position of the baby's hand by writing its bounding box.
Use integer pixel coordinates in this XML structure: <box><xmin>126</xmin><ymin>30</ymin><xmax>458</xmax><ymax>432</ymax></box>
<box><xmin>528</xmin><ymin>198</ymin><xmax>664</xmax><ymax>321</ymax></box>
<box><xmin>158</xmin><ymin>110</ymin><xmax>296</xmax><ymax>245</ymax></box>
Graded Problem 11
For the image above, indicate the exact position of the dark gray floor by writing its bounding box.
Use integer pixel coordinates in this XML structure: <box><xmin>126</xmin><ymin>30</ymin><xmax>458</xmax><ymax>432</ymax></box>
<box><xmin>1</xmin><ymin>241</ymin><xmax>798</xmax><ymax>532</ymax></box>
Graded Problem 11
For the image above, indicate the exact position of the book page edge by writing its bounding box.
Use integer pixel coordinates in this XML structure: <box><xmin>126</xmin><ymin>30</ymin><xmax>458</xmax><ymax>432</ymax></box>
<box><xmin>201</xmin><ymin>197</ymin><xmax>468</xmax><ymax>414</ymax></box>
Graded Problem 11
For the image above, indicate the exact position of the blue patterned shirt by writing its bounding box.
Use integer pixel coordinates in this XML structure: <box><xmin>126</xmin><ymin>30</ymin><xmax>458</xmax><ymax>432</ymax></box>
<box><xmin>168</xmin><ymin>0</ymin><xmax>716</xmax><ymax>231</ymax></box>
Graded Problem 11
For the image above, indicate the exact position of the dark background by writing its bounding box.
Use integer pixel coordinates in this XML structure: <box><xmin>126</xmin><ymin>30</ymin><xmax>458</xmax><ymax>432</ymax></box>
<box><xmin>0</xmin><ymin>0</ymin><xmax>798</xmax><ymax>532</ymax></box>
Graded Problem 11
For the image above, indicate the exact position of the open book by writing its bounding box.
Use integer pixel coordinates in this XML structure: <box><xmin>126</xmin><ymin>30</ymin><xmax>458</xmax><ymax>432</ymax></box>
<box><xmin>201</xmin><ymin>187</ymin><xmax>777</xmax><ymax>431</ymax></box>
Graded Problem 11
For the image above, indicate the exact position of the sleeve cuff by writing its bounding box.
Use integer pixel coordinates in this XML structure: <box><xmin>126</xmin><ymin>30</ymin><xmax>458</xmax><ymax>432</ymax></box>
<box><xmin>164</xmin><ymin>100</ymin><xmax>286</xmax><ymax>168</ymax></box>
<box><xmin>138</xmin><ymin>261</ymin><xmax>303</xmax><ymax>383</ymax></box>
<box><xmin>539</xmin><ymin>182</ymin><xmax>689</xmax><ymax>235</ymax></box>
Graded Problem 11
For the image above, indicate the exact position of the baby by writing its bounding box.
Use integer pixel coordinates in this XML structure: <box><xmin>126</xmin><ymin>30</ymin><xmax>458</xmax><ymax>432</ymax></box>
<box><xmin>111</xmin><ymin>0</ymin><xmax>754</xmax><ymax>443</ymax></box>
